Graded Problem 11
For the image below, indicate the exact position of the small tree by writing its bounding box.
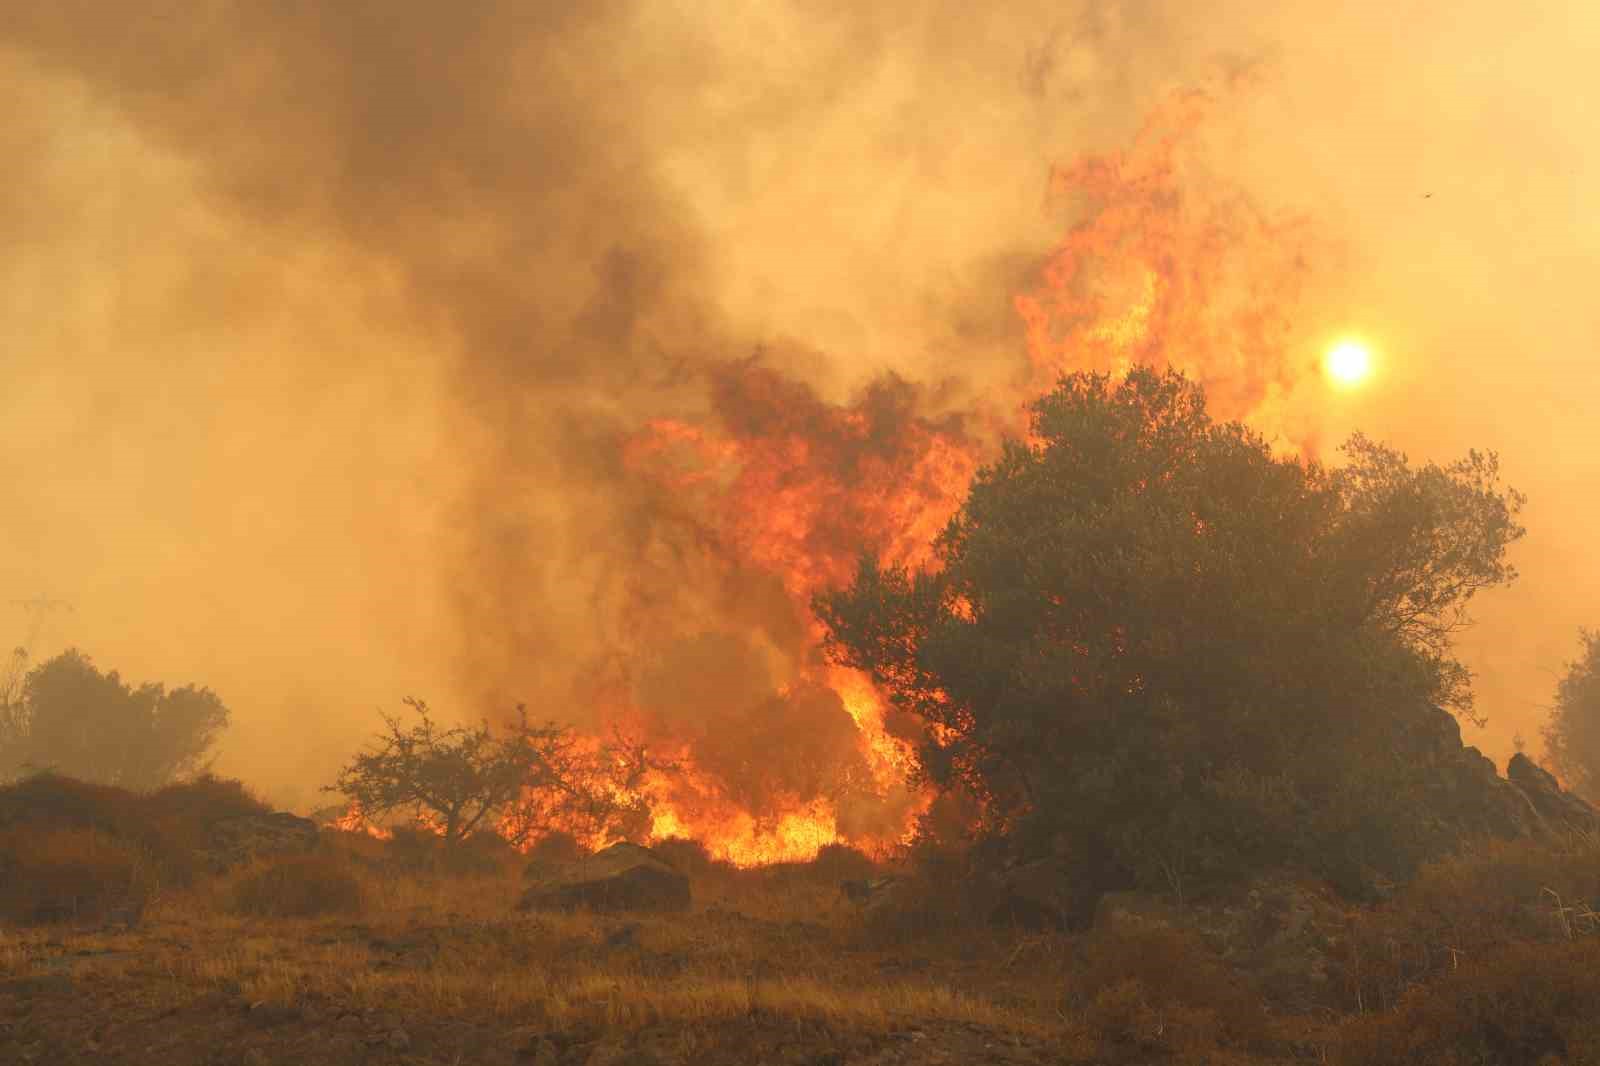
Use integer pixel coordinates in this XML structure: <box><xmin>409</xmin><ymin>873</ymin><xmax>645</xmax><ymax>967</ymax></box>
<box><xmin>1543</xmin><ymin>630</ymin><xmax>1600</xmax><ymax>803</ymax></box>
<box><xmin>325</xmin><ymin>699</ymin><xmax>649</xmax><ymax>847</ymax></box>
<box><xmin>0</xmin><ymin>649</ymin><xmax>228</xmax><ymax>788</ymax></box>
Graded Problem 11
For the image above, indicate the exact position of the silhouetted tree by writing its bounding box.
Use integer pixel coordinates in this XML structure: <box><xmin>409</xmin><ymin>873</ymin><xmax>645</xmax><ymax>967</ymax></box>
<box><xmin>326</xmin><ymin>699</ymin><xmax>651</xmax><ymax>847</ymax></box>
<box><xmin>817</xmin><ymin>367</ymin><xmax>1525</xmax><ymax>894</ymax></box>
<box><xmin>1543</xmin><ymin>630</ymin><xmax>1600</xmax><ymax>803</ymax></box>
<box><xmin>0</xmin><ymin>649</ymin><xmax>229</xmax><ymax>788</ymax></box>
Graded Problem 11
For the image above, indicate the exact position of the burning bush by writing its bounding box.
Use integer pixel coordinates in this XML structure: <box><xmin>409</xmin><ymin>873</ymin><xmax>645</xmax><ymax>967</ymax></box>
<box><xmin>0</xmin><ymin>825</ymin><xmax>154</xmax><ymax>925</ymax></box>
<box><xmin>231</xmin><ymin>853</ymin><xmax>365</xmax><ymax>918</ymax></box>
<box><xmin>327</xmin><ymin>699</ymin><xmax>649</xmax><ymax>851</ymax></box>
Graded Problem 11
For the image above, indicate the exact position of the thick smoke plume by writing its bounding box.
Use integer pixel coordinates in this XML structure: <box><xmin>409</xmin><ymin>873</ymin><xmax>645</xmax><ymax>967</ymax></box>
<box><xmin>3</xmin><ymin>3</ymin><xmax>1595</xmax><ymax>841</ymax></box>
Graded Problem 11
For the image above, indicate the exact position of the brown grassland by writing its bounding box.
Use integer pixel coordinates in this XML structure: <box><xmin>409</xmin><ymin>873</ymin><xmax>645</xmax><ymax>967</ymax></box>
<box><xmin>1</xmin><ymin>776</ymin><xmax>1599</xmax><ymax>1065</ymax></box>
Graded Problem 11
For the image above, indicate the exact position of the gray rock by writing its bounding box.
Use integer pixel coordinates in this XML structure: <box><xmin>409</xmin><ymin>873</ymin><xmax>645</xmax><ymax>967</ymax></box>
<box><xmin>517</xmin><ymin>842</ymin><xmax>690</xmax><ymax>914</ymax></box>
<box><xmin>204</xmin><ymin>811</ymin><xmax>321</xmax><ymax>870</ymax></box>
<box><xmin>1094</xmin><ymin>871</ymin><xmax>1349</xmax><ymax>1012</ymax></box>
<box><xmin>1508</xmin><ymin>752</ymin><xmax>1598</xmax><ymax>831</ymax></box>
<box><xmin>840</xmin><ymin>876</ymin><xmax>902</xmax><ymax>906</ymax></box>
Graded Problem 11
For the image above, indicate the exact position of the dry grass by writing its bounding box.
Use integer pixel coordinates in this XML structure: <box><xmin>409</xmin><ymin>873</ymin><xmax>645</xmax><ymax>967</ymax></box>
<box><xmin>5</xmin><ymin>777</ymin><xmax>1597</xmax><ymax>1064</ymax></box>
<box><xmin>0</xmin><ymin>825</ymin><xmax>155</xmax><ymax>924</ymax></box>
<box><xmin>1336</xmin><ymin>831</ymin><xmax>1600</xmax><ymax>1013</ymax></box>
<box><xmin>1335</xmin><ymin>938</ymin><xmax>1600</xmax><ymax>1065</ymax></box>
<box><xmin>0</xmin><ymin>847</ymin><xmax>1064</xmax><ymax>1065</ymax></box>
<box><xmin>230</xmin><ymin>853</ymin><xmax>366</xmax><ymax>918</ymax></box>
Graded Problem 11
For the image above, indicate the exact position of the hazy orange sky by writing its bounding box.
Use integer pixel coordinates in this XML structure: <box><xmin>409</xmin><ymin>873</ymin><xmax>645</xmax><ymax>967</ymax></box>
<box><xmin>2</xmin><ymin>2</ymin><xmax>1596</xmax><ymax>810</ymax></box>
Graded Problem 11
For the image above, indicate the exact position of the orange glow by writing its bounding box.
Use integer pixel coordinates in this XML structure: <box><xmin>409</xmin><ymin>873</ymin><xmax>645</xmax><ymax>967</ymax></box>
<box><xmin>329</xmin><ymin>801</ymin><xmax>394</xmax><ymax>841</ymax></box>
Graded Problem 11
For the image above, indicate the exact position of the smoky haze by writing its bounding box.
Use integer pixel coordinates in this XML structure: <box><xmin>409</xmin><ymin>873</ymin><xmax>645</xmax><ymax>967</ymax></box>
<box><xmin>1</xmin><ymin>2</ymin><xmax>1595</xmax><ymax>813</ymax></box>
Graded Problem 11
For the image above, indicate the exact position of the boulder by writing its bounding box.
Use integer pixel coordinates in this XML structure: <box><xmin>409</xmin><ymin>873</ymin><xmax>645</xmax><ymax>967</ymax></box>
<box><xmin>840</xmin><ymin>875</ymin><xmax>902</xmax><ymax>906</ymax></box>
<box><xmin>516</xmin><ymin>842</ymin><xmax>690</xmax><ymax>913</ymax></box>
<box><xmin>984</xmin><ymin>853</ymin><xmax>1107</xmax><ymax>930</ymax></box>
<box><xmin>204</xmin><ymin>811</ymin><xmax>321</xmax><ymax>870</ymax></box>
<box><xmin>1093</xmin><ymin>871</ymin><xmax>1350</xmax><ymax>1012</ymax></box>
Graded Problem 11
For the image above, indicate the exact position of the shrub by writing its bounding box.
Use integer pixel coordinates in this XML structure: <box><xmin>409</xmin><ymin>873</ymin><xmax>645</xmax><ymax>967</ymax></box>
<box><xmin>444</xmin><ymin>829</ymin><xmax>520</xmax><ymax>875</ymax></box>
<box><xmin>1336</xmin><ymin>939</ymin><xmax>1600</xmax><ymax>1065</ymax></box>
<box><xmin>232</xmin><ymin>853</ymin><xmax>365</xmax><ymax>918</ymax></box>
<box><xmin>0</xmin><ymin>826</ymin><xmax>154</xmax><ymax>925</ymax></box>
<box><xmin>0</xmin><ymin>770</ymin><xmax>293</xmax><ymax>890</ymax></box>
<box><xmin>1070</xmin><ymin>925</ymin><xmax>1271</xmax><ymax>1059</ymax></box>
<box><xmin>385</xmin><ymin>824</ymin><xmax>447</xmax><ymax>872</ymax></box>
<box><xmin>1336</xmin><ymin>834</ymin><xmax>1600</xmax><ymax>1011</ymax></box>
<box><xmin>807</xmin><ymin>842</ymin><xmax>878</xmax><ymax>884</ymax></box>
<box><xmin>0</xmin><ymin>773</ymin><xmax>136</xmax><ymax>834</ymax></box>
<box><xmin>143</xmin><ymin>773</ymin><xmax>271</xmax><ymax>826</ymax></box>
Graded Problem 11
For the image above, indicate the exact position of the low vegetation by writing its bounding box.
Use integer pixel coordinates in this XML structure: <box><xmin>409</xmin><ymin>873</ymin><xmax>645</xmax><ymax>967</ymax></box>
<box><xmin>0</xmin><ymin>773</ymin><xmax>1595</xmax><ymax>1064</ymax></box>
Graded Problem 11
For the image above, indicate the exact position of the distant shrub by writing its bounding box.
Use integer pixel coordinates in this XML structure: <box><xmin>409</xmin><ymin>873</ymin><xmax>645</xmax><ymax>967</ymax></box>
<box><xmin>232</xmin><ymin>853</ymin><xmax>365</xmax><ymax>918</ymax></box>
<box><xmin>385</xmin><ymin>824</ymin><xmax>447</xmax><ymax>872</ymax></box>
<box><xmin>445</xmin><ymin>829</ymin><xmax>520</xmax><ymax>875</ymax></box>
<box><xmin>0</xmin><ymin>770</ymin><xmax>282</xmax><ymax>890</ymax></box>
<box><xmin>143</xmin><ymin>773</ymin><xmax>271</xmax><ymax>826</ymax></box>
<box><xmin>1071</xmin><ymin>925</ymin><xmax>1270</xmax><ymax>1059</ymax></box>
<box><xmin>0</xmin><ymin>773</ymin><xmax>136</xmax><ymax>834</ymax></box>
<box><xmin>1336</xmin><ymin>939</ymin><xmax>1600</xmax><ymax>1066</ymax></box>
<box><xmin>0</xmin><ymin>826</ymin><xmax>153</xmax><ymax>925</ymax></box>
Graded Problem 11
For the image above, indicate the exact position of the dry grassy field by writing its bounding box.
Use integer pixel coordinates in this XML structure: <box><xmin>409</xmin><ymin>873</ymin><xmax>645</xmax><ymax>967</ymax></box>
<box><xmin>3</xmin><ymin>775</ymin><xmax>1600</xmax><ymax>1065</ymax></box>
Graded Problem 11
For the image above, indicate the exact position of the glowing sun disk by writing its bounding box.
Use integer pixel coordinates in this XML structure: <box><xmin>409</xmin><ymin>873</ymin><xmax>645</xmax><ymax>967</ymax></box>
<box><xmin>1325</xmin><ymin>340</ymin><xmax>1374</xmax><ymax>388</ymax></box>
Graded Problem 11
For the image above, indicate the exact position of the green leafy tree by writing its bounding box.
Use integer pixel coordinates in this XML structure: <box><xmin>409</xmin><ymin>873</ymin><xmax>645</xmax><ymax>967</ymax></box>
<box><xmin>326</xmin><ymin>699</ymin><xmax>651</xmax><ymax>847</ymax></box>
<box><xmin>0</xmin><ymin>649</ymin><xmax>228</xmax><ymax>788</ymax></box>
<box><xmin>817</xmin><ymin>367</ymin><xmax>1525</xmax><ymax>895</ymax></box>
<box><xmin>1543</xmin><ymin>630</ymin><xmax>1600</xmax><ymax>803</ymax></box>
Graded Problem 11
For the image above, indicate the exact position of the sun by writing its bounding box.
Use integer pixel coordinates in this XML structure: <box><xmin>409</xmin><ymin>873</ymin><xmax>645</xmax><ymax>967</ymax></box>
<box><xmin>1324</xmin><ymin>339</ymin><xmax>1374</xmax><ymax>388</ymax></box>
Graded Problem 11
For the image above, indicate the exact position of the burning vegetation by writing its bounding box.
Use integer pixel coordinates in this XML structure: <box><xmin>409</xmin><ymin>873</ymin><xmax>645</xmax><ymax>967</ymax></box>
<box><xmin>5</xmin><ymin>5</ymin><xmax>1600</xmax><ymax>1060</ymax></box>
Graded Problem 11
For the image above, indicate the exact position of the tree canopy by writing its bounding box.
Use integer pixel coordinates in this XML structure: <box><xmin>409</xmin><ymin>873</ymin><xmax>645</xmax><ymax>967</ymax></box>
<box><xmin>0</xmin><ymin>649</ymin><xmax>229</xmax><ymax>789</ymax></box>
<box><xmin>1543</xmin><ymin>630</ymin><xmax>1600</xmax><ymax>804</ymax></box>
<box><xmin>326</xmin><ymin>699</ymin><xmax>652</xmax><ymax>847</ymax></box>
<box><xmin>817</xmin><ymin>367</ymin><xmax>1525</xmax><ymax>895</ymax></box>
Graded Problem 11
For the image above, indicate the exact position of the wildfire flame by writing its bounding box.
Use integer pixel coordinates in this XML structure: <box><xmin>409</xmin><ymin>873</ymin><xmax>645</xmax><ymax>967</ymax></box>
<box><xmin>333</xmin><ymin>82</ymin><xmax>1330</xmax><ymax>869</ymax></box>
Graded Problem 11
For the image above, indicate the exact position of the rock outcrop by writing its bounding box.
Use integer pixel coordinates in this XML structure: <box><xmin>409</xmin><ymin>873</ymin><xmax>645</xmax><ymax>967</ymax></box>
<box><xmin>1093</xmin><ymin>872</ymin><xmax>1351</xmax><ymax>1012</ymax></box>
<box><xmin>1400</xmin><ymin>705</ymin><xmax>1594</xmax><ymax>844</ymax></box>
<box><xmin>203</xmin><ymin>811</ymin><xmax>322</xmax><ymax>870</ymax></box>
<box><xmin>517</xmin><ymin>842</ymin><xmax>690</xmax><ymax>913</ymax></box>
<box><xmin>1507</xmin><ymin>752</ymin><xmax>1598</xmax><ymax>832</ymax></box>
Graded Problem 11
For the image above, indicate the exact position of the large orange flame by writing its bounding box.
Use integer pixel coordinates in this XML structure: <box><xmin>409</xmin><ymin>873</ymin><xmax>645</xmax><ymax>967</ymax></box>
<box><xmin>342</xmin><ymin>82</ymin><xmax>1329</xmax><ymax>868</ymax></box>
<box><xmin>532</xmin><ymin>83</ymin><xmax>1331</xmax><ymax>868</ymax></box>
